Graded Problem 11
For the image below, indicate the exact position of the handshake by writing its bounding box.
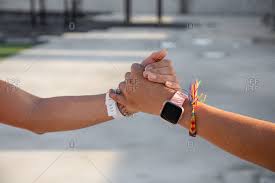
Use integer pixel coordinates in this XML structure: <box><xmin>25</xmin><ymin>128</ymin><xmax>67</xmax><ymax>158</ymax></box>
<box><xmin>1</xmin><ymin>49</ymin><xmax>274</xmax><ymax>171</ymax></box>
<box><xmin>107</xmin><ymin>49</ymin><xmax>191</xmax><ymax>126</ymax></box>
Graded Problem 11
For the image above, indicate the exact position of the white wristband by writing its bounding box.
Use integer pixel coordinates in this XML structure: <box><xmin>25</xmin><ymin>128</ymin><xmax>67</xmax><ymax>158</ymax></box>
<box><xmin>105</xmin><ymin>92</ymin><xmax>125</xmax><ymax>119</ymax></box>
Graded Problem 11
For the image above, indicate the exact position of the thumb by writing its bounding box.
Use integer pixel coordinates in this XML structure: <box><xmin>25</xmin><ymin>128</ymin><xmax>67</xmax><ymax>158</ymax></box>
<box><xmin>109</xmin><ymin>91</ymin><xmax>127</xmax><ymax>106</ymax></box>
<box><xmin>141</xmin><ymin>49</ymin><xmax>167</xmax><ymax>67</ymax></box>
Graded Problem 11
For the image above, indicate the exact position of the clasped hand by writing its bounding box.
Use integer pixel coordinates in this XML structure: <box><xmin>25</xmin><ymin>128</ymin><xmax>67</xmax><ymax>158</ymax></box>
<box><xmin>110</xmin><ymin>50</ymin><xmax>181</xmax><ymax>116</ymax></box>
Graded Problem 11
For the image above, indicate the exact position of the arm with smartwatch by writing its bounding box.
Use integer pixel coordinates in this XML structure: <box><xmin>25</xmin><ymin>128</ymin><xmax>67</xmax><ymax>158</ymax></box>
<box><xmin>110</xmin><ymin>63</ymin><xmax>275</xmax><ymax>172</ymax></box>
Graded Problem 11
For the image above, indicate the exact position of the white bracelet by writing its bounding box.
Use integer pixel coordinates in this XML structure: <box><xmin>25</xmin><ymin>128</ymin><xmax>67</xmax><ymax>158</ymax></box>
<box><xmin>105</xmin><ymin>92</ymin><xmax>125</xmax><ymax>119</ymax></box>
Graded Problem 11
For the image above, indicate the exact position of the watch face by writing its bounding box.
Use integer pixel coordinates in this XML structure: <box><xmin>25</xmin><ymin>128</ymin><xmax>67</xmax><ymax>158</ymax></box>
<box><xmin>160</xmin><ymin>101</ymin><xmax>183</xmax><ymax>124</ymax></box>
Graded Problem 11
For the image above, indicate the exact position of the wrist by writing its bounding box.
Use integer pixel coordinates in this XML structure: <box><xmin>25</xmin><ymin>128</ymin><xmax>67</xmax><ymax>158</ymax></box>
<box><xmin>152</xmin><ymin>88</ymin><xmax>176</xmax><ymax>116</ymax></box>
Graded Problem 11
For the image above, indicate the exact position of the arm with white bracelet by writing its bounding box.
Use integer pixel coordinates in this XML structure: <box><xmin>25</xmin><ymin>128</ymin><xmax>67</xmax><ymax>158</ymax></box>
<box><xmin>105</xmin><ymin>92</ymin><xmax>125</xmax><ymax>119</ymax></box>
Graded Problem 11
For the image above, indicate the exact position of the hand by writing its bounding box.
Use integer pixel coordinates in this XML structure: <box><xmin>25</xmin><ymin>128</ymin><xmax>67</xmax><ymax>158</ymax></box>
<box><xmin>143</xmin><ymin>59</ymin><xmax>180</xmax><ymax>90</ymax></box>
<box><xmin>141</xmin><ymin>49</ymin><xmax>180</xmax><ymax>90</ymax></box>
<box><xmin>141</xmin><ymin>49</ymin><xmax>167</xmax><ymax>67</ymax></box>
<box><xmin>112</xmin><ymin>49</ymin><xmax>168</xmax><ymax>114</ymax></box>
<box><xmin>110</xmin><ymin>63</ymin><xmax>176</xmax><ymax>115</ymax></box>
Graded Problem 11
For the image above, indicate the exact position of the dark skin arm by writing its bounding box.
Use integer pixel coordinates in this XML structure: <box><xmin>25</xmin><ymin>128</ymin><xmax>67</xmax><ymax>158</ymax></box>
<box><xmin>0</xmin><ymin>50</ymin><xmax>167</xmax><ymax>134</ymax></box>
<box><xmin>0</xmin><ymin>80</ymin><xmax>112</xmax><ymax>134</ymax></box>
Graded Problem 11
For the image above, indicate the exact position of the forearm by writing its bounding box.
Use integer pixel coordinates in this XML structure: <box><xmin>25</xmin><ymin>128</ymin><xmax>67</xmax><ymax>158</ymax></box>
<box><xmin>179</xmin><ymin>101</ymin><xmax>275</xmax><ymax>171</ymax></box>
<box><xmin>25</xmin><ymin>94</ymin><xmax>112</xmax><ymax>133</ymax></box>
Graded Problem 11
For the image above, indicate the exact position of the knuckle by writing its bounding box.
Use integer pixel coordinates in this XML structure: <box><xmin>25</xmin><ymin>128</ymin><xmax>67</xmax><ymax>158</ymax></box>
<box><xmin>131</xmin><ymin>63</ymin><xmax>139</xmax><ymax>71</ymax></box>
<box><xmin>125</xmin><ymin>72</ymin><xmax>131</xmax><ymax>79</ymax></box>
<box><xmin>119</xmin><ymin>82</ymin><xmax>125</xmax><ymax>89</ymax></box>
<box><xmin>112</xmin><ymin>94</ymin><xmax>118</xmax><ymax>100</ymax></box>
<box><xmin>126</xmin><ymin>78</ymin><xmax>133</xmax><ymax>85</ymax></box>
<box><xmin>131</xmin><ymin>63</ymin><xmax>144</xmax><ymax>74</ymax></box>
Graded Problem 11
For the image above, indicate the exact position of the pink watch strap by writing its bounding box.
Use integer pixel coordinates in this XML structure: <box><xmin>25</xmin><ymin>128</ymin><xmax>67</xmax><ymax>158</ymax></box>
<box><xmin>170</xmin><ymin>91</ymin><xmax>188</xmax><ymax>107</ymax></box>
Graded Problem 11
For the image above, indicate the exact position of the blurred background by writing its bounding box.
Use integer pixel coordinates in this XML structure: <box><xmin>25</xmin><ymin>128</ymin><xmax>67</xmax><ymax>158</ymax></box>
<box><xmin>0</xmin><ymin>0</ymin><xmax>275</xmax><ymax>183</ymax></box>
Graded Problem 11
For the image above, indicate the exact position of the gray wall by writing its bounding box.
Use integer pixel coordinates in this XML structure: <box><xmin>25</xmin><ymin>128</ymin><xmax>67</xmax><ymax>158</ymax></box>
<box><xmin>0</xmin><ymin>0</ymin><xmax>273</xmax><ymax>15</ymax></box>
<box><xmin>187</xmin><ymin>0</ymin><xmax>273</xmax><ymax>14</ymax></box>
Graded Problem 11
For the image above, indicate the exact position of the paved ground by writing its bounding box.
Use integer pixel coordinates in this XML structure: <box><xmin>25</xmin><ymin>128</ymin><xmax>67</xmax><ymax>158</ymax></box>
<box><xmin>0</xmin><ymin>15</ymin><xmax>275</xmax><ymax>183</ymax></box>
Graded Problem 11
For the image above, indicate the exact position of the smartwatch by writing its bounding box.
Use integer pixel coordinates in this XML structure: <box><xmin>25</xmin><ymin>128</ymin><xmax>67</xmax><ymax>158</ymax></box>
<box><xmin>160</xmin><ymin>91</ymin><xmax>188</xmax><ymax>124</ymax></box>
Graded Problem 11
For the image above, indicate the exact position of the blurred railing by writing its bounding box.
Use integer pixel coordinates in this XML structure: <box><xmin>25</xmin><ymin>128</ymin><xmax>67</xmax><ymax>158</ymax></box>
<box><xmin>272</xmin><ymin>0</ymin><xmax>275</xmax><ymax>31</ymax></box>
<box><xmin>124</xmin><ymin>0</ymin><xmax>167</xmax><ymax>24</ymax></box>
<box><xmin>29</xmin><ymin>0</ymin><xmax>82</xmax><ymax>28</ymax></box>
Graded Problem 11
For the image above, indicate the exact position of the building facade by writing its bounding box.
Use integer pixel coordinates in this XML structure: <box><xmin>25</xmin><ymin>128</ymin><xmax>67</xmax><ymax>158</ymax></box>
<box><xmin>0</xmin><ymin>0</ymin><xmax>273</xmax><ymax>15</ymax></box>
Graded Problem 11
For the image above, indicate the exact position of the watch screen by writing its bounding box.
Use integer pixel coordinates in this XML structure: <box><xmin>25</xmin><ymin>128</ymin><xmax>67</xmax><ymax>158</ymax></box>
<box><xmin>161</xmin><ymin>102</ymin><xmax>182</xmax><ymax>124</ymax></box>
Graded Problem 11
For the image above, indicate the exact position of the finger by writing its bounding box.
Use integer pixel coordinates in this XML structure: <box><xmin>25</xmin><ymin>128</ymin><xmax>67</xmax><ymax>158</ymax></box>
<box><xmin>144</xmin><ymin>67</ymin><xmax>175</xmax><ymax>75</ymax></box>
<box><xmin>125</xmin><ymin>72</ymin><xmax>131</xmax><ymax>80</ymax></box>
<box><xmin>143</xmin><ymin>70</ymin><xmax>149</xmax><ymax>78</ymax></box>
<box><xmin>121</xmin><ymin>107</ymin><xmax>127</xmax><ymax>114</ymax></box>
<box><xmin>145</xmin><ymin>59</ymin><xmax>172</xmax><ymax>71</ymax></box>
<box><xmin>118</xmin><ymin>81</ymin><xmax>127</xmax><ymax>94</ymax></box>
<box><xmin>121</xmin><ymin>106</ymin><xmax>132</xmax><ymax>116</ymax></box>
<box><xmin>165</xmin><ymin>81</ymin><xmax>181</xmax><ymax>90</ymax></box>
<box><xmin>109</xmin><ymin>89</ymin><xmax>127</xmax><ymax>106</ymax></box>
<box><xmin>147</xmin><ymin>73</ymin><xmax>177</xmax><ymax>84</ymax></box>
<box><xmin>131</xmin><ymin>63</ymin><xmax>144</xmax><ymax>75</ymax></box>
<box><xmin>117</xmin><ymin>103</ymin><xmax>127</xmax><ymax>115</ymax></box>
<box><xmin>141</xmin><ymin>49</ymin><xmax>167</xmax><ymax>66</ymax></box>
